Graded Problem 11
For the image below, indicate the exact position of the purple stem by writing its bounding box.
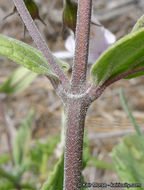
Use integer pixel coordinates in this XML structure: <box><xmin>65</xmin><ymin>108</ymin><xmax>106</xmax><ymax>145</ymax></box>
<box><xmin>64</xmin><ymin>98</ymin><xmax>91</xmax><ymax>190</ymax></box>
<box><xmin>71</xmin><ymin>0</ymin><xmax>92</xmax><ymax>93</ymax></box>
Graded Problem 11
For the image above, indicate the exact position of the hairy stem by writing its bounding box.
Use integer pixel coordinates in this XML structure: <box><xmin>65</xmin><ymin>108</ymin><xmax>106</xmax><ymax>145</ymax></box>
<box><xmin>71</xmin><ymin>0</ymin><xmax>92</xmax><ymax>93</ymax></box>
<box><xmin>64</xmin><ymin>98</ymin><xmax>91</xmax><ymax>190</ymax></box>
<box><xmin>13</xmin><ymin>0</ymin><xmax>69</xmax><ymax>90</ymax></box>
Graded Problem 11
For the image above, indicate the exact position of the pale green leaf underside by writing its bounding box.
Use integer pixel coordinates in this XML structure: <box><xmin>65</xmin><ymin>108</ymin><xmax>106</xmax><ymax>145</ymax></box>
<box><xmin>91</xmin><ymin>28</ymin><xmax>144</xmax><ymax>85</ymax></box>
<box><xmin>0</xmin><ymin>35</ymin><xmax>69</xmax><ymax>82</ymax></box>
<box><xmin>110</xmin><ymin>135</ymin><xmax>144</xmax><ymax>189</ymax></box>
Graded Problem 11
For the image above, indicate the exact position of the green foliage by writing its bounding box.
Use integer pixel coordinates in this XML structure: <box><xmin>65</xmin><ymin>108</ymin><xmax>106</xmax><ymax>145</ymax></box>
<box><xmin>0</xmin><ymin>35</ymin><xmax>69</xmax><ymax>82</ymax></box>
<box><xmin>110</xmin><ymin>91</ymin><xmax>144</xmax><ymax>189</ymax></box>
<box><xmin>0</xmin><ymin>66</ymin><xmax>37</xmax><ymax>94</ymax></box>
<box><xmin>30</xmin><ymin>135</ymin><xmax>60</xmax><ymax>178</ymax></box>
<box><xmin>40</xmin><ymin>128</ymin><xmax>113</xmax><ymax>190</ymax></box>
<box><xmin>13</xmin><ymin>108</ymin><xmax>34</xmax><ymax>169</ymax></box>
<box><xmin>40</xmin><ymin>154</ymin><xmax>64</xmax><ymax>190</ymax></box>
<box><xmin>111</xmin><ymin>135</ymin><xmax>144</xmax><ymax>190</ymax></box>
<box><xmin>0</xmin><ymin>167</ymin><xmax>18</xmax><ymax>184</ymax></box>
<box><xmin>132</xmin><ymin>15</ymin><xmax>144</xmax><ymax>33</ymax></box>
<box><xmin>24</xmin><ymin>0</ymin><xmax>42</xmax><ymax>21</ymax></box>
<box><xmin>91</xmin><ymin>28</ymin><xmax>144</xmax><ymax>85</ymax></box>
<box><xmin>87</xmin><ymin>157</ymin><xmax>114</xmax><ymax>170</ymax></box>
<box><xmin>40</xmin><ymin>130</ymin><xmax>89</xmax><ymax>190</ymax></box>
<box><xmin>63</xmin><ymin>0</ymin><xmax>77</xmax><ymax>33</ymax></box>
<box><xmin>120</xmin><ymin>88</ymin><xmax>142</xmax><ymax>136</ymax></box>
<box><xmin>82</xmin><ymin>129</ymin><xmax>91</xmax><ymax>169</ymax></box>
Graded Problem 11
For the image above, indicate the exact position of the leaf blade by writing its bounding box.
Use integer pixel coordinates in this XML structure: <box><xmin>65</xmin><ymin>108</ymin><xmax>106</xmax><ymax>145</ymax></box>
<box><xmin>0</xmin><ymin>35</ymin><xmax>69</xmax><ymax>82</ymax></box>
<box><xmin>91</xmin><ymin>28</ymin><xmax>144</xmax><ymax>85</ymax></box>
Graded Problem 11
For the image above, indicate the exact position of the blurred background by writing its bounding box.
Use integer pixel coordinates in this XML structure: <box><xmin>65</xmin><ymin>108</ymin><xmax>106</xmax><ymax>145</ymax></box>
<box><xmin>0</xmin><ymin>0</ymin><xmax>144</xmax><ymax>188</ymax></box>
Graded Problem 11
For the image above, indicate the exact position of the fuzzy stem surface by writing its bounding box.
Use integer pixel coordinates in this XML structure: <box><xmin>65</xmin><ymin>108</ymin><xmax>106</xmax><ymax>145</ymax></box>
<box><xmin>71</xmin><ymin>0</ymin><xmax>92</xmax><ymax>93</ymax></box>
<box><xmin>64</xmin><ymin>97</ymin><xmax>91</xmax><ymax>190</ymax></box>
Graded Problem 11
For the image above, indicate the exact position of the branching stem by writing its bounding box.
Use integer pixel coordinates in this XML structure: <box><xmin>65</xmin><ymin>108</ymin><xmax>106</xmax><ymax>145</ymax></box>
<box><xmin>13</xmin><ymin>0</ymin><xmax>70</xmax><ymax>90</ymax></box>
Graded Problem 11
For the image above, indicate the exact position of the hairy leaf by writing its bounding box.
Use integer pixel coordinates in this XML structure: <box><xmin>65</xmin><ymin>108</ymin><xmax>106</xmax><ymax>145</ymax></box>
<box><xmin>110</xmin><ymin>135</ymin><xmax>144</xmax><ymax>189</ymax></box>
<box><xmin>0</xmin><ymin>35</ymin><xmax>69</xmax><ymax>82</ymax></box>
<box><xmin>91</xmin><ymin>28</ymin><xmax>144</xmax><ymax>85</ymax></box>
<box><xmin>0</xmin><ymin>66</ymin><xmax>37</xmax><ymax>94</ymax></box>
<box><xmin>132</xmin><ymin>15</ymin><xmax>144</xmax><ymax>33</ymax></box>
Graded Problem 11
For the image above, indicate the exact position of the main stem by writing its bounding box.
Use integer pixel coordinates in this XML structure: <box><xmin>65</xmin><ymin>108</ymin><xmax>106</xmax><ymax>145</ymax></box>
<box><xmin>71</xmin><ymin>0</ymin><xmax>92</xmax><ymax>93</ymax></box>
<box><xmin>64</xmin><ymin>98</ymin><xmax>90</xmax><ymax>190</ymax></box>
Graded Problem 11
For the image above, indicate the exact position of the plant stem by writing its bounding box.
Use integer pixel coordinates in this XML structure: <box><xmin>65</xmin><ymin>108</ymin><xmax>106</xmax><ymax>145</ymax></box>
<box><xmin>13</xmin><ymin>0</ymin><xmax>70</xmax><ymax>90</ymax></box>
<box><xmin>64</xmin><ymin>98</ymin><xmax>90</xmax><ymax>190</ymax></box>
<box><xmin>71</xmin><ymin>0</ymin><xmax>92</xmax><ymax>93</ymax></box>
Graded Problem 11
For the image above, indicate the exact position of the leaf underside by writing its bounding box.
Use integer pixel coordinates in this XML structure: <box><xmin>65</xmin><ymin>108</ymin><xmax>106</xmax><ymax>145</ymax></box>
<box><xmin>91</xmin><ymin>28</ymin><xmax>144</xmax><ymax>85</ymax></box>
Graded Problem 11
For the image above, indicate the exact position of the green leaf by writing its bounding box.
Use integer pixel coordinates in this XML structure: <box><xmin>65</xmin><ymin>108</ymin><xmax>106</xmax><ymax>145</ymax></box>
<box><xmin>120</xmin><ymin>88</ymin><xmax>142</xmax><ymax>136</ymax></box>
<box><xmin>87</xmin><ymin>157</ymin><xmax>114</xmax><ymax>170</ymax></box>
<box><xmin>63</xmin><ymin>0</ymin><xmax>77</xmax><ymax>33</ymax></box>
<box><xmin>30</xmin><ymin>135</ymin><xmax>60</xmax><ymax>178</ymax></box>
<box><xmin>13</xmin><ymin>108</ymin><xmax>34</xmax><ymax>166</ymax></box>
<box><xmin>0</xmin><ymin>167</ymin><xmax>18</xmax><ymax>185</ymax></box>
<box><xmin>82</xmin><ymin>129</ymin><xmax>91</xmax><ymax>170</ymax></box>
<box><xmin>132</xmin><ymin>15</ymin><xmax>144</xmax><ymax>33</ymax></box>
<box><xmin>110</xmin><ymin>135</ymin><xmax>144</xmax><ymax>189</ymax></box>
<box><xmin>91</xmin><ymin>28</ymin><xmax>144</xmax><ymax>85</ymax></box>
<box><xmin>0</xmin><ymin>35</ymin><xmax>69</xmax><ymax>81</ymax></box>
<box><xmin>0</xmin><ymin>66</ymin><xmax>37</xmax><ymax>94</ymax></box>
<box><xmin>40</xmin><ymin>154</ymin><xmax>64</xmax><ymax>190</ymax></box>
<box><xmin>40</xmin><ymin>130</ymin><xmax>91</xmax><ymax>190</ymax></box>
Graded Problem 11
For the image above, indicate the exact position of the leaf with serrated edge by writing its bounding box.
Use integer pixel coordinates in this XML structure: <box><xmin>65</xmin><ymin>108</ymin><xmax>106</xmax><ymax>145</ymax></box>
<box><xmin>91</xmin><ymin>28</ymin><xmax>144</xmax><ymax>85</ymax></box>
